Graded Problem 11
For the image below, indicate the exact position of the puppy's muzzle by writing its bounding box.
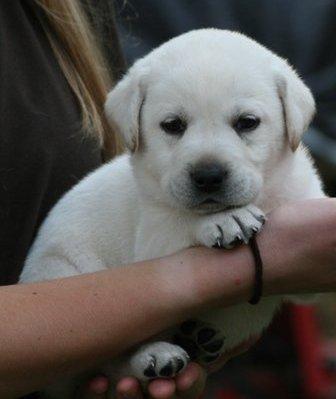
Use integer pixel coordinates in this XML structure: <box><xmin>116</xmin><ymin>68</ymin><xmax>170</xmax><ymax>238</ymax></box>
<box><xmin>190</xmin><ymin>162</ymin><xmax>228</xmax><ymax>194</ymax></box>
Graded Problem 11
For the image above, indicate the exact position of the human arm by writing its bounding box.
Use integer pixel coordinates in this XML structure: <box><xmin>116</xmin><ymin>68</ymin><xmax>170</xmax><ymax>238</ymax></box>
<box><xmin>111</xmin><ymin>197</ymin><xmax>336</xmax><ymax>399</ymax></box>
<box><xmin>110</xmin><ymin>197</ymin><xmax>336</xmax><ymax>399</ymax></box>
<box><xmin>260</xmin><ymin>197</ymin><xmax>336</xmax><ymax>296</ymax></box>
<box><xmin>0</xmin><ymin>242</ymin><xmax>254</xmax><ymax>398</ymax></box>
<box><xmin>1</xmin><ymin>198</ymin><xmax>336</xmax><ymax>398</ymax></box>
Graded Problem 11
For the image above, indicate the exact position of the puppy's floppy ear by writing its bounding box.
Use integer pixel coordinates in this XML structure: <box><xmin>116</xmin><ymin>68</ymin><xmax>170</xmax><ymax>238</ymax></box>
<box><xmin>274</xmin><ymin>62</ymin><xmax>315</xmax><ymax>152</ymax></box>
<box><xmin>105</xmin><ymin>66</ymin><xmax>146</xmax><ymax>152</ymax></box>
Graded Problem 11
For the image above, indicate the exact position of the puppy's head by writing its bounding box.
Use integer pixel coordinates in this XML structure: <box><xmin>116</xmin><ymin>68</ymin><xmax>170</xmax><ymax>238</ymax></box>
<box><xmin>105</xmin><ymin>29</ymin><xmax>315</xmax><ymax>212</ymax></box>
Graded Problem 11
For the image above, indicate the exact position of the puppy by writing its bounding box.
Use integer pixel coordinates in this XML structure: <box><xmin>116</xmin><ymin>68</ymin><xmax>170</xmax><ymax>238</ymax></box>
<box><xmin>20</xmin><ymin>29</ymin><xmax>324</xmax><ymax>397</ymax></box>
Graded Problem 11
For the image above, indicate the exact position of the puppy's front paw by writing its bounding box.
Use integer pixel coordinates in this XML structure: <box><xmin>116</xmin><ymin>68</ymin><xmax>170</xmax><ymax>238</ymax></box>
<box><xmin>129</xmin><ymin>341</ymin><xmax>189</xmax><ymax>381</ymax></box>
<box><xmin>174</xmin><ymin>319</ymin><xmax>225</xmax><ymax>364</ymax></box>
<box><xmin>196</xmin><ymin>204</ymin><xmax>265</xmax><ymax>249</ymax></box>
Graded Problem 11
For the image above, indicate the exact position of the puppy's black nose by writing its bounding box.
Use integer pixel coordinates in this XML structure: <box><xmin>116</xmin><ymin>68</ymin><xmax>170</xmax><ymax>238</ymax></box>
<box><xmin>190</xmin><ymin>163</ymin><xmax>227</xmax><ymax>193</ymax></box>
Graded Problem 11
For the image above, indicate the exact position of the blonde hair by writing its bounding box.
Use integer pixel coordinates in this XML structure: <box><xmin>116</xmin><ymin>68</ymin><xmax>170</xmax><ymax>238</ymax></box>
<box><xmin>35</xmin><ymin>0</ymin><xmax>124</xmax><ymax>159</ymax></box>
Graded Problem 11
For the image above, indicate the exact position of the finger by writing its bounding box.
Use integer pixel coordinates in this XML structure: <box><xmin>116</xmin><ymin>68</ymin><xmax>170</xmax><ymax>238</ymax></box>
<box><xmin>116</xmin><ymin>376</ymin><xmax>144</xmax><ymax>399</ymax></box>
<box><xmin>175</xmin><ymin>363</ymin><xmax>206</xmax><ymax>398</ymax></box>
<box><xmin>87</xmin><ymin>375</ymin><xmax>110</xmax><ymax>395</ymax></box>
<box><xmin>147</xmin><ymin>378</ymin><xmax>176</xmax><ymax>399</ymax></box>
<box><xmin>79</xmin><ymin>375</ymin><xmax>109</xmax><ymax>399</ymax></box>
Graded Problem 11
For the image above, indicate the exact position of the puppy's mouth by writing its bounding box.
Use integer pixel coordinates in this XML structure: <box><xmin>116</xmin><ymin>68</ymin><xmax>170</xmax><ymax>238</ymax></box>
<box><xmin>168</xmin><ymin>182</ymin><xmax>242</xmax><ymax>213</ymax></box>
<box><xmin>194</xmin><ymin>198</ymin><xmax>236</xmax><ymax>213</ymax></box>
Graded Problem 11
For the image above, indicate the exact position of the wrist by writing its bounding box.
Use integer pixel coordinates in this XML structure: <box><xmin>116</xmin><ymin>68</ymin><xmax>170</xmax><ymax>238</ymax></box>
<box><xmin>254</xmin><ymin>206</ymin><xmax>302</xmax><ymax>297</ymax></box>
<box><xmin>256</xmin><ymin>201</ymin><xmax>328</xmax><ymax>297</ymax></box>
<box><xmin>160</xmin><ymin>246</ymin><xmax>255</xmax><ymax>312</ymax></box>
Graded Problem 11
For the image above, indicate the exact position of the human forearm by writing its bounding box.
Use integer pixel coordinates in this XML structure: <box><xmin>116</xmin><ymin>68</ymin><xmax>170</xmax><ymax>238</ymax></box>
<box><xmin>1</xmin><ymin>198</ymin><xmax>336</xmax><ymax>397</ymax></box>
<box><xmin>259</xmin><ymin>198</ymin><xmax>336</xmax><ymax>296</ymax></box>
<box><xmin>0</xmin><ymin>249</ymin><xmax>253</xmax><ymax>397</ymax></box>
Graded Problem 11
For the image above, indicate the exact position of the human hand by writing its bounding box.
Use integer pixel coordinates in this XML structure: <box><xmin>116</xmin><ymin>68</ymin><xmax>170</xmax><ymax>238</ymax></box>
<box><xmin>78</xmin><ymin>363</ymin><xmax>205</xmax><ymax>399</ymax></box>
<box><xmin>116</xmin><ymin>362</ymin><xmax>206</xmax><ymax>399</ymax></box>
<box><xmin>80</xmin><ymin>335</ymin><xmax>260</xmax><ymax>398</ymax></box>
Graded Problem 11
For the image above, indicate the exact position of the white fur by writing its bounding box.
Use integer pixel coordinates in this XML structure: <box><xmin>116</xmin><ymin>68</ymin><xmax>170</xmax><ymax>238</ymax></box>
<box><xmin>20</xmin><ymin>29</ymin><xmax>324</xmax><ymax>398</ymax></box>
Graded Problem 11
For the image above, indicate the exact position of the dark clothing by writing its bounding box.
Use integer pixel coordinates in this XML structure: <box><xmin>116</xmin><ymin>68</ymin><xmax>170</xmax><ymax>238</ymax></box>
<box><xmin>0</xmin><ymin>1</ymin><xmax>126</xmax><ymax>287</ymax></box>
<box><xmin>0</xmin><ymin>1</ymin><xmax>102</xmax><ymax>285</ymax></box>
<box><xmin>0</xmin><ymin>2</ymin><xmax>125</xmax><ymax>398</ymax></box>
<box><xmin>84</xmin><ymin>0</ymin><xmax>127</xmax><ymax>80</ymax></box>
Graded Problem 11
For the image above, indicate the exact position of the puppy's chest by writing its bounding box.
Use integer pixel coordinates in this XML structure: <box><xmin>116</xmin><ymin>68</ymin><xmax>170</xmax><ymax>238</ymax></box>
<box><xmin>133</xmin><ymin>212</ymin><xmax>195</xmax><ymax>261</ymax></box>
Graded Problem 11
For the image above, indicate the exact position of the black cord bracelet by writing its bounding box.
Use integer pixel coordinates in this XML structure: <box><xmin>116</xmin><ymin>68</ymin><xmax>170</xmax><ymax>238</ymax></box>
<box><xmin>248</xmin><ymin>236</ymin><xmax>263</xmax><ymax>305</ymax></box>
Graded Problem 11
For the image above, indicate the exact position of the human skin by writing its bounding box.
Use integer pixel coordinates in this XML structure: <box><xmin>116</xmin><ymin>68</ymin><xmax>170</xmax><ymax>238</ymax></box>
<box><xmin>0</xmin><ymin>198</ymin><xmax>335</xmax><ymax>398</ymax></box>
<box><xmin>112</xmin><ymin>336</ymin><xmax>259</xmax><ymax>399</ymax></box>
<box><xmin>79</xmin><ymin>338</ymin><xmax>256</xmax><ymax>399</ymax></box>
<box><xmin>88</xmin><ymin>198</ymin><xmax>336</xmax><ymax>399</ymax></box>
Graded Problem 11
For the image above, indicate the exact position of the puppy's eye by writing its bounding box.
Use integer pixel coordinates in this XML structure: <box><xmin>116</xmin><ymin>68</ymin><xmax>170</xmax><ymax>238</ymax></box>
<box><xmin>233</xmin><ymin>115</ymin><xmax>260</xmax><ymax>133</ymax></box>
<box><xmin>160</xmin><ymin>117</ymin><xmax>187</xmax><ymax>135</ymax></box>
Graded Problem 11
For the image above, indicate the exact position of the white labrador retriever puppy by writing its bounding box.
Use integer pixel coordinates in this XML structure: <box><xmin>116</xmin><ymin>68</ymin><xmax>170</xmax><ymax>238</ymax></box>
<box><xmin>20</xmin><ymin>29</ymin><xmax>324</xmax><ymax>397</ymax></box>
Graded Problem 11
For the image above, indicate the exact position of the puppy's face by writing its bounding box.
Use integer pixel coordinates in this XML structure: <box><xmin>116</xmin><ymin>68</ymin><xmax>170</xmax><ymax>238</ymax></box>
<box><xmin>138</xmin><ymin>68</ymin><xmax>282</xmax><ymax>212</ymax></box>
<box><xmin>106</xmin><ymin>30</ymin><xmax>315</xmax><ymax>213</ymax></box>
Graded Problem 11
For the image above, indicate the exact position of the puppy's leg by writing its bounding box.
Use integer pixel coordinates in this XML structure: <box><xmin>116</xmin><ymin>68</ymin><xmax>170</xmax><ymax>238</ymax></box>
<box><xmin>195</xmin><ymin>204</ymin><xmax>265</xmax><ymax>249</ymax></box>
<box><xmin>20</xmin><ymin>249</ymin><xmax>107</xmax><ymax>283</ymax></box>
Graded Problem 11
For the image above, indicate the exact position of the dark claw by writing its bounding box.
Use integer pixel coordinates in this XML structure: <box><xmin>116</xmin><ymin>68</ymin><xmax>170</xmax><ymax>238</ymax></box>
<box><xmin>215</xmin><ymin>224</ymin><xmax>224</xmax><ymax>247</ymax></box>
<box><xmin>160</xmin><ymin>360</ymin><xmax>173</xmax><ymax>377</ymax></box>
<box><xmin>197</xmin><ymin>328</ymin><xmax>216</xmax><ymax>344</ymax></box>
<box><xmin>252</xmin><ymin>226</ymin><xmax>259</xmax><ymax>233</ymax></box>
<box><xmin>203</xmin><ymin>339</ymin><xmax>224</xmax><ymax>353</ymax></box>
<box><xmin>212</xmin><ymin>241</ymin><xmax>222</xmax><ymax>249</ymax></box>
<box><xmin>144</xmin><ymin>356</ymin><xmax>157</xmax><ymax>378</ymax></box>
<box><xmin>180</xmin><ymin>320</ymin><xmax>198</xmax><ymax>335</ymax></box>
<box><xmin>257</xmin><ymin>215</ymin><xmax>266</xmax><ymax>224</ymax></box>
<box><xmin>176</xmin><ymin>357</ymin><xmax>185</xmax><ymax>373</ymax></box>
<box><xmin>229</xmin><ymin>235</ymin><xmax>244</xmax><ymax>247</ymax></box>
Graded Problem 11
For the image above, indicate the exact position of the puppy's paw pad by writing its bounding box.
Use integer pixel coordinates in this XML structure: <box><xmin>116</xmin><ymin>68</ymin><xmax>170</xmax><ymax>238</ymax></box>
<box><xmin>157</xmin><ymin>355</ymin><xmax>188</xmax><ymax>378</ymax></box>
<box><xmin>173</xmin><ymin>334</ymin><xmax>199</xmax><ymax>360</ymax></box>
<box><xmin>130</xmin><ymin>342</ymin><xmax>189</xmax><ymax>381</ymax></box>
<box><xmin>202</xmin><ymin>339</ymin><xmax>224</xmax><ymax>353</ymax></box>
<box><xmin>159</xmin><ymin>360</ymin><xmax>175</xmax><ymax>377</ymax></box>
<box><xmin>144</xmin><ymin>356</ymin><xmax>157</xmax><ymax>378</ymax></box>
<box><xmin>180</xmin><ymin>320</ymin><xmax>198</xmax><ymax>335</ymax></box>
<box><xmin>197</xmin><ymin>330</ymin><xmax>225</xmax><ymax>357</ymax></box>
<box><xmin>196</xmin><ymin>327</ymin><xmax>216</xmax><ymax>344</ymax></box>
<box><xmin>175</xmin><ymin>357</ymin><xmax>186</xmax><ymax>373</ymax></box>
<box><xmin>175</xmin><ymin>319</ymin><xmax>225</xmax><ymax>363</ymax></box>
